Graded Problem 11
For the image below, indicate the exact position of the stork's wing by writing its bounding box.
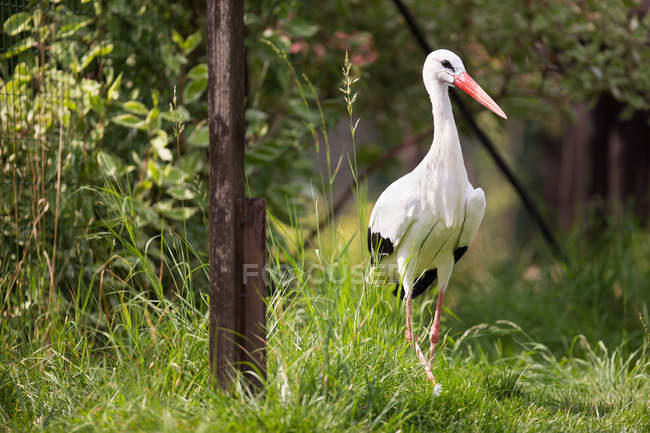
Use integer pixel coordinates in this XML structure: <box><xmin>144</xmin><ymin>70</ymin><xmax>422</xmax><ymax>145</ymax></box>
<box><xmin>454</xmin><ymin>187</ymin><xmax>486</xmax><ymax>262</ymax></box>
<box><xmin>367</xmin><ymin>174</ymin><xmax>419</xmax><ymax>264</ymax></box>
<box><xmin>392</xmin><ymin>186</ymin><xmax>485</xmax><ymax>298</ymax></box>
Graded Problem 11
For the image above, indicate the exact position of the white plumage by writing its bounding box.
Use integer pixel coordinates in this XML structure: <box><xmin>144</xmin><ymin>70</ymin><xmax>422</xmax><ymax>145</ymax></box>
<box><xmin>367</xmin><ymin>49</ymin><xmax>506</xmax><ymax>385</ymax></box>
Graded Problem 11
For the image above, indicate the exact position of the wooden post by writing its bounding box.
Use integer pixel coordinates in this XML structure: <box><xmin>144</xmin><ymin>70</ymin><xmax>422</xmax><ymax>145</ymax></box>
<box><xmin>237</xmin><ymin>198</ymin><xmax>267</xmax><ymax>388</ymax></box>
<box><xmin>207</xmin><ymin>0</ymin><xmax>267</xmax><ymax>390</ymax></box>
<box><xmin>207</xmin><ymin>0</ymin><xmax>245</xmax><ymax>388</ymax></box>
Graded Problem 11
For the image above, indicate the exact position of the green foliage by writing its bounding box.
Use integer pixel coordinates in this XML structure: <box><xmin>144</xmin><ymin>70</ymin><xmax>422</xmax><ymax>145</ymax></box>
<box><xmin>451</xmin><ymin>214</ymin><xmax>650</xmax><ymax>353</ymax></box>
<box><xmin>1</xmin><ymin>0</ymin><xmax>340</xmax><ymax>297</ymax></box>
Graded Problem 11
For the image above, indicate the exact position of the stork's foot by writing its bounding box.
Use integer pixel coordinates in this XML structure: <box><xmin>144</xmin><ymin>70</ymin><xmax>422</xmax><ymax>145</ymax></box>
<box><xmin>421</xmin><ymin>286</ymin><xmax>447</xmax><ymax>388</ymax></box>
<box><xmin>406</xmin><ymin>325</ymin><xmax>440</xmax><ymax>387</ymax></box>
<box><xmin>423</xmin><ymin>362</ymin><xmax>436</xmax><ymax>383</ymax></box>
<box><xmin>423</xmin><ymin>354</ymin><xmax>442</xmax><ymax>395</ymax></box>
<box><xmin>413</xmin><ymin>337</ymin><xmax>437</xmax><ymax>383</ymax></box>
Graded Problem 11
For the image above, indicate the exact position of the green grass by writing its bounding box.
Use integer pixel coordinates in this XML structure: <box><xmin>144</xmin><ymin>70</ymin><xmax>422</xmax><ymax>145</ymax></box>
<box><xmin>1</xmin><ymin>197</ymin><xmax>649</xmax><ymax>432</ymax></box>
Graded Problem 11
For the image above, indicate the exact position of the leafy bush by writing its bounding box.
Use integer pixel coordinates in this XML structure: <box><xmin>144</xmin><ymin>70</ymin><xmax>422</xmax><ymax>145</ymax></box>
<box><xmin>1</xmin><ymin>0</ymin><xmax>340</xmax><ymax>300</ymax></box>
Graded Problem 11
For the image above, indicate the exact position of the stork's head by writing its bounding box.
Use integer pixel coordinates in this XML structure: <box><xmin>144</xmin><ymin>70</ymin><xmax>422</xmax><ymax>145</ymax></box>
<box><xmin>423</xmin><ymin>49</ymin><xmax>507</xmax><ymax>119</ymax></box>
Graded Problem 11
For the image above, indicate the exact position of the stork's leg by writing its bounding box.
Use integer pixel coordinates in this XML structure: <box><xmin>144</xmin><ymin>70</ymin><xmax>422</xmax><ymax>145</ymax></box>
<box><xmin>424</xmin><ymin>261</ymin><xmax>454</xmax><ymax>388</ymax></box>
<box><xmin>406</xmin><ymin>291</ymin><xmax>435</xmax><ymax>382</ymax></box>
<box><xmin>405</xmin><ymin>293</ymin><xmax>417</xmax><ymax>345</ymax></box>
<box><xmin>404</xmin><ymin>279</ymin><xmax>436</xmax><ymax>381</ymax></box>
<box><xmin>399</xmin><ymin>257</ymin><xmax>436</xmax><ymax>382</ymax></box>
<box><xmin>428</xmin><ymin>284</ymin><xmax>446</xmax><ymax>361</ymax></box>
<box><xmin>399</xmin><ymin>258</ymin><xmax>416</xmax><ymax>346</ymax></box>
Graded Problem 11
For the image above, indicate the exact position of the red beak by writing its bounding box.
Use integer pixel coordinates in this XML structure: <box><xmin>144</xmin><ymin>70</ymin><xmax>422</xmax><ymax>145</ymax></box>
<box><xmin>454</xmin><ymin>72</ymin><xmax>507</xmax><ymax>119</ymax></box>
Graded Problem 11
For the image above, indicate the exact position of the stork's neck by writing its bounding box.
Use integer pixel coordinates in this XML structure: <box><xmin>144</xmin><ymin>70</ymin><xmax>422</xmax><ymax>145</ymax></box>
<box><xmin>420</xmin><ymin>83</ymin><xmax>467</xmax><ymax>182</ymax></box>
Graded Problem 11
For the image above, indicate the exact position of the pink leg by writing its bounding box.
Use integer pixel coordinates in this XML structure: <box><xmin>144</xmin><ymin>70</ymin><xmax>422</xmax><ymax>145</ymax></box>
<box><xmin>429</xmin><ymin>285</ymin><xmax>446</xmax><ymax>362</ymax></box>
<box><xmin>405</xmin><ymin>292</ymin><xmax>436</xmax><ymax>383</ymax></box>
<box><xmin>405</xmin><ymin>295</ymin><xmax>417</xmax><ymax>345</ymax></box>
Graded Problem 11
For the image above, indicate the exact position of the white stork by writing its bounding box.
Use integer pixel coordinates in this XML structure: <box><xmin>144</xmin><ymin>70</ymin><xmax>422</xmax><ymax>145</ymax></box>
<box><xmin>367</xmin><ymin>49</ymin><xmax>507</xmax><ymax>386</ymax></box>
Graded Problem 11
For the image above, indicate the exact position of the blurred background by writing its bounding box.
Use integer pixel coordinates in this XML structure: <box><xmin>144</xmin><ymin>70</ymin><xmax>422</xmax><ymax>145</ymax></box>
<box><xmin>1</xmin><ymin>0</ymin><xmax>648</xmax><ymax>348</ymax></box>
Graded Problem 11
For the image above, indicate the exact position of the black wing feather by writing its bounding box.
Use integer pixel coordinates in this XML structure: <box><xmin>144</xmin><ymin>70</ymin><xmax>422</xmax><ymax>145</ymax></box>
<box><xmin>391</xmin><ymin>247</ymin><xmax>469</xmax><ymax>299</ymax></box>
<box><xmin>454</xmin><ymin>246</ymin><xmax>468</xmax><ymax>262</ymax></box>
<box><xmin>392</xmin><ymin>268</ymin><xmax>438</xmax><ymax>299</ymax></box>
<box><xmin>368</xmin><ymin>227</ymin><xmax>394</xmax><ymax>265</ymax></box>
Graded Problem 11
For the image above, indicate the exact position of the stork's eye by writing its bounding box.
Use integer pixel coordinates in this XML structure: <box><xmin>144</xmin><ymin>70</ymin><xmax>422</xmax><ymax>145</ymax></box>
<box><xmin>441</xmin><ymin>60</ymin><xmax>455</xmax><ymax>72</ymax></box>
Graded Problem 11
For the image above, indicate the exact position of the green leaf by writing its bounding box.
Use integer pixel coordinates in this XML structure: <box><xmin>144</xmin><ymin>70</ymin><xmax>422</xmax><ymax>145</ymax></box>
<box><xmin>123</xmin><ymin>101</ymin><xmax>149</xmax><ymax>115</ymax></box>
<box><xmin>134</xmin><ymin>179</ymin><xmax>153</xmax><ymax>197</ymax></box>
<box><xmin>164</xmin><ymin>207</ymin><xmax>199</xmax><ymax>221</ymax></box>
<box><xmin>12</xmin><ymin>63</ymin><xmax>32</xmax><ymax>83</ymax></box>
<box><xmin>171</xmin><ymin>30</ymin><xmax>184</xmax><ymax>47</ymax></box>
<box><xmin>107</xmin><ymin>73</ymin><xmax>122</xmax><ymax>101</ymax></box>
<box><xmin>187</xmin><ymin>125</ymin><xmax>209</xmax><ymax>147</ymax></box>
<box><xmin>97</xmin><ymin>151</ymin><xmax>118</xmax><ymax>177</ymax></box>
<box><xmin>187</xmin><ymin>63</ymin><xmax>208</xmax><ymax>81</ymax></box>
<box><xmin>150</xmin><ymin>130</ymin><xmax>172</xmax><ymax>161</ymax></box>
<box><xmin>79</xmin><ymin>43</ymin><xmax>113</xmax><ymax>71</ymax></box>
<box><xmin>88</xmin><ymin>94</ymin><xmax>105</xmax><ymax>114</ymax></box>
<box><xmin>160</xmin><ymin>106</ymin><xmax>191</xmax><ymax>123</ymax></box>
<box><xmin>179</xmin><ymin>151</ymin><xmax>204</xmax><ymax>175</ymax></box>
<box><xmin>3</xmin><ymin>38</ymin><xmax>36</xmax><ymax>59</ymax></box>
<box><xmin>157</xmin><ymin>147</ymin><xmax>173</xmax><ymax>162</ymax></box>
<box><xmin>161</xmin><ymin>165</ymin><xmax>188</xmax><ymax>185</ymax></box>
<box><xmin>182</xmin><ymin>30</ymin><xmax>202</xmax><ymax>55</ymax></box>
<box><xmin>81</xmin><ymin>79</ymin><xmax>102</xmax><ymax>114</ymax></box>
<box><xmin>183</xmin><ymin>77</ymin><xmax>207</xmax><ymax>103</ymax></box>
<box><xmin>49</xmin><ymin>41</ymin><xmax>80</xmax><ymax>70</ymax></box>
<box><xmin>3</xmin><ymin>12</ymin><xmax>32</xmax><ymax>36</ymax></box>
<box><xmin>145</xmin><ymin>107</ymin><xmax>160</xmax><ymax>129</ymax></box>
<box><xmin>150</xmin><ymin>129</ymin><xmax>168</xmax><ymax>147</ymax></box>
<box><xmin>160</xmin><ymin>42</ymin><xmax>186</xmax><ymax>75</ymax></box>
<box><xmin>285</xmin><ymin>19</ymin><xmax>318</xmax><ymax>38</ymax></box>
<box><xmin>57</xmin><ymin>17</ymin><xmax>92</xmax><ymax>38</ymax></box>
<box><xmin>111</xmin><ymin>114</ymin><xmax>145</xmax><ymax>129</ymax></box>
<box><xmin>167</xmin><ymin>185</ymin><xmax>196</xmax><ymax>200</ymax></box>
<box><xmin>155</xmin><ymin>204</ymin><xmax>198</xmax><ymax>221</ymax></box>
<box><xmin>148</xmin><ymin>160</ymin><xmax>161</xmax><ymax>185</ymax></box>
<box><xmin>172</xmin><ymin>29</ymin><xmax>202</xmax><ymax>55</ymax></box>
